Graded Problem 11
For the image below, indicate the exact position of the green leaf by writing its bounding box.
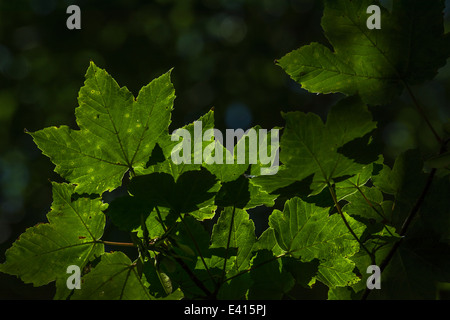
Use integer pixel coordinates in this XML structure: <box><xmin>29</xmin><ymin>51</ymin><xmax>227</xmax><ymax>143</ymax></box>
<box><xmin>128</xmin><ymin>168</ymin><xmax>220</xmax><ymax>218</ymax></box>
<box><xmin>278</xmin><ymin>0</ymin><xmax>450</xmax><ymax>105</ymax></box>
<box><xmin>71</xmin><ymin>252</ymin><xmax>153</xmax><ymax>300</ymax></box>
<box><xmin>208</xmin><ymin>207</ymin><xmax>257</xmax><ymax>299</ymax></box>
<box><xmin>170</xmin><ymin>215</ymin><xmax>217</xmax><ymax>298</ymax></box>
<box><xmin>215</xmin><ymin>175</ymin><xmax>276</xmax><ymax>209</ymax></box>
<box><xmin>334</xmin><ymin>161</ymin><xmax>381</xmax><ymax>201</ymax></box>
<box><xmin>137</xmin><ymin>110</ymin><xmax>215</xmax><ymax>181</ymax></box>
<box><xmin>210</xmin><ymin>207</ymin><xmax>256</xmax><ymax>273</ymax></box>
<box><xmin>343</xmin><ymin>186</ymin><xmax>390</xmax><ymax>223</ymax></box>
<box><xmin>252</xmin><ymin>227</ymin><xmax>285</xmax><ymax>257</ymax></box>
<box><xmin>254</xmin><ymin>96</ymin><xmax>376</xmax><ymax>196</ymax></box>
<box><xmin>268</xmin><ymin>197</ymin><xmax>365</xmax><ymax>261</ymax></box>
<box><xmin>106</xmin><ymin>196</ymin><xmax>153</xmax><ymax>232</ymax></box>
<box><xmin>316</xmin><ymin>257</ymin><xmax>360</xmax><ymax>289</ymax></box>
<box><xmin>202</xmin><ymin>128</ymin><xmax>250</xmax><ymax>183</ymax></box>
<box><xmin>247</xmin><ymin>250</ymin><xmax>295</xmax><ymax>299</ymax></box>
<box><xmin>372</xmin><ymin>149</ymin><xmax>427</xmax><ymax>228</ymax></box>
<box><xmin>425</xmin><ymin>150</ymin><xmax>450</xmax><ymax>169</ymax></box>
<box><xmin>419</xmin><ymin>176</ymin><xmax>450</xmax><ymax>243</ymax></box>
<box><xmin>28</xmin><ymin>62</ymin><xmax>174</xmax><ymax>195</ymax></box>
<box><xmin>0</xmin><ymin>183</ymin><xmax>106</xmax><ymax>286</ymax></box>
<box><xmin>204</xmin><ymin>125</ymin><xmax>280</xmax><ymax>182</ymax></box>
<box><xmin>369</xmin><ymin>240</ymin><xmax>450</xmax><ymax>299</ymax></box>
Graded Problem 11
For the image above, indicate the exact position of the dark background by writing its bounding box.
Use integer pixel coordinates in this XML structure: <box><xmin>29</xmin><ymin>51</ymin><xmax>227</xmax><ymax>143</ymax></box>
<box><xmin>1</xmin><ymin>0</ymin><xmax>449</xmax><ymax>299</ymax></box>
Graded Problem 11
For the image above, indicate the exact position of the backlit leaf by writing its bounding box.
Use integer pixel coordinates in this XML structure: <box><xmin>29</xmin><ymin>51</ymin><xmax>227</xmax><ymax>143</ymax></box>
<box><xmin>0</xmin><ymin>183</ymin><xmax>106</xmax><ymax>286</ymax></box>
<box><xmin>28</xmin><ymin>62</ymin><xmax>174</xmax><ymax>195</ymax></box>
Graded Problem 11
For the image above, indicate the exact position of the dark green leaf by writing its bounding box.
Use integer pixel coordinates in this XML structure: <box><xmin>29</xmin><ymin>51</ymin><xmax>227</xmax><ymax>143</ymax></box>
<box><xmin>71</xmin><ymin>252</ymin><xmax>154</xmax><ymax>300</ymax></box>
<box><xmin>277</xmin><ymin>0</ymin><xmax>450</xmax><ymax>105</ymax></box>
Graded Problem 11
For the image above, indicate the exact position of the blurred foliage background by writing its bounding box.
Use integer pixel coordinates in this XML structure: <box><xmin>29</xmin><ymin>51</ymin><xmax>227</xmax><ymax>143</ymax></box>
<box><xmin>0</xmin><ymin>0</ymin><xmax>449</xmax><ymax>299</ymax></box>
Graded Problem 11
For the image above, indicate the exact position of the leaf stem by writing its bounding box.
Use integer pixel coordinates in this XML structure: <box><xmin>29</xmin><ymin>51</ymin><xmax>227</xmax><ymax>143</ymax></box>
<box><xmin>220</xmin><ymin>205</ymin><xmax>236</xmax><ymax>286</ymax></box>
<box><xmin>177</xmin><ymin>212</ymin><xmax>217</xmax><ymax>286</ymax></box>
<box><xmin>361</xmin><ymin>142</ymin><xmax>448</xmax><ymax>300</ymax></box>
<box><xmin>100</xmin><ymin>240</ymin><xmax>137</xmax><ymax>247</ymax></box>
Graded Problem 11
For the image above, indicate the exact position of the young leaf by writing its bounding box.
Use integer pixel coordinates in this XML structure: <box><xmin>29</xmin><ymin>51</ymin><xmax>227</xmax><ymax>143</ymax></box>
<box><xmin>0</xmin><ymin>183</ymin><xmax>106</xmax><ymax>286</ymax></box>
<box><xmin>28</xmin><ymin>62</ymin><xmax>174</xmax><ymax>195</ymax></box>
<box><xmin>278</xmin><ymin>0</ymin><xmax>450</xmax><ymax>105</ymax></box>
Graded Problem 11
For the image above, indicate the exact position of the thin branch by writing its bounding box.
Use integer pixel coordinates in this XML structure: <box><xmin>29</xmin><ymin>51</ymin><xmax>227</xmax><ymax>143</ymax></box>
<box><xmin>403</xmin><ymin>82</ymin><xmax>442</xmax><ymax>145</ymax></box>
<box><xmin>155</xmin><ymin>206</ymin><xmax>167</xmax><ymax>232</ymax></box>
<box><xmin>171</xmin><ymin>254</ymin><xmax>213</xmax><ymax>298</ymax></box>
<box><xmin>327</xmin><ymin>182</ymin><xmax>374</xmax><ymax>262</ymax></box>
<box><xmin>177</xmin><ymin>212</ymin><xmax>217</xmax><ymax>286</ymax></box>
<box><xmin>361</xmin><ymin>165</ymin><xmax>438</xmax><ymax>300</ymax></box>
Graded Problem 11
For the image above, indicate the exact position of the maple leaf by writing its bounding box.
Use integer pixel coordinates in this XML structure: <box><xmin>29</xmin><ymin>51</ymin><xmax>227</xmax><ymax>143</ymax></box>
<box><xmin>28</xmin><ymin>62</ymin><xmax>174</xmax><ymax>194</ymax></box>
<box><xmin>278</xmin><ymin>0</ymin><xmax>450</xmax><ymax>105</ymax></box>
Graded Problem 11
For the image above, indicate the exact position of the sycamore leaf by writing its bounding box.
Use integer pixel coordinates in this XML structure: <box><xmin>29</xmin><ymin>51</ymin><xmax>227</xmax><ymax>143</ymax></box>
<box><xmin>343</xmin><ymin>186</ymin><xmax>391</xmax><ymax>223</ymax></box>
<box><xmin>128</xmin><ymin>168</ymin><xmax>220</xmax><ymax>218</ymax></box>
<box><xmin>252</xmin><ymin>227</ymin><xmax>285</xmax><ymax>257</ymax></box>
<box><xmin>136</xmin><ymin>110</ymin><xmax>215</xmax><ymax>181</ymax></box>
<box><xmin>247</xmin><ymin>250</ymin><xmax>295</xmax><ymax>299</ymax></box>
<box><xmin>278</xmin><ymin>0</ymin><xmax>450</xmax><ymax>105</ymax></box>
<box><xmin>28</xmin><ymin>62</ymin><xmax>174</xmax><ymax>195</ymax></box>
<box><xmin>372</xmin><ymin>149</ymin><xmax>427</xmax><ymax>229</ymax></box>
<box><xmin>268</xmin><ymin>197</ymin><xmax>365</xmax><ymax>261</ymax></box>
<box><xmin>254</xmin><ymin>96</ymin><xmax>376</xmax><ymax>195</ymax></box>
<box><xmin>334</xmin><ymin>161</ymin><xmax>381</xmax><ymax>201</ymax></box>
<box><xmin>169</xmin><ymin>215</ymin><xmax>217</xmax><ymax>298</ymax></box>
<box><xmin>204</xmin><ymin>125</ymin><xmax>280</xmax><ymax>182</ymax></box>
<box><xmin>71</xmin><ymin>252</ymin><xmax>154</xmax><ymax>300</ymax></box>
<box><xmin>316</xmin><ymin>257</ymin><xmax>360</xmax><ymax>289</ymax></box>
<box><xmin>208</xmin><ymin>207</ymin><xmax>257</xmax><ymax>299</ymax></box>
<box><xmin>364</xmin><ymin>240</ymin><xmax>450</xmax><ymax>299</ymax></box>
<box><xmin>0</xmin><ymin>183</ymin><xmax>106</xmax><ymax>286</ymax></box>
<box><xmin>215</xmin><ymin>175</ymin><xmax>276</xmax><ymax>209</ymax></box>
<box><xmin>210</xmin><ymin>207</ymin><xmax>256</xmax><ymax>274</ymax></box>
<box><xmin>202</xmin><ymin>127</ymin><xmax>251</xmax><ymax>183</ymax></box>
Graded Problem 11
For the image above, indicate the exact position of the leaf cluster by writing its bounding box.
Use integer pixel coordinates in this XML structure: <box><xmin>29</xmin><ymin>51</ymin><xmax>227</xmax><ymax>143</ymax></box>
<box><xmin>1</xmin><ymin>0</ymin><xmax>450</xmax><ymax>300</ymax></box>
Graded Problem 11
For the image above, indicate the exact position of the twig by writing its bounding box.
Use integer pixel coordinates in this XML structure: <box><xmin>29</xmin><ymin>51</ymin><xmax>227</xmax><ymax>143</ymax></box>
<box><xmin>361</xmin><ymin>166</ymin><xmax>438</xmax><ymax>300</ymax></box>
<box><xmin>404</xmin><ymin>82</ymin><xmax>442</xmax><ymax>145</ymax></box>
<box><xmin>327</xmin><ymin>182</ymin><xmax>374</xmax><ymax>262</ymax></box>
